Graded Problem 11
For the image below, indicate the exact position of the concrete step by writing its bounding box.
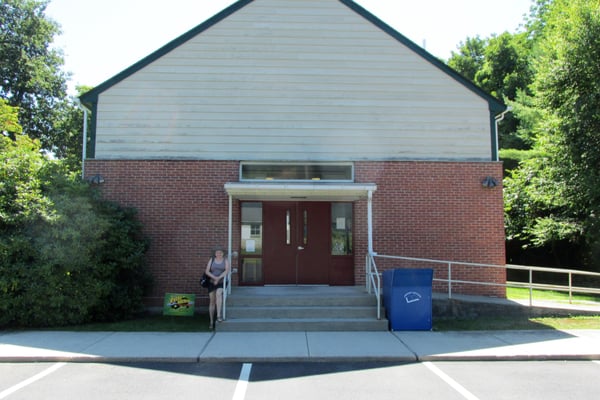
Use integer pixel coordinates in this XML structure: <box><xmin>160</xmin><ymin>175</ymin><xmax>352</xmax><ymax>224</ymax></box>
<box><xmin>216</xmin><ymin>318</ymin><xmax>389</xmax><ymax>332</ymax></box>
<box><xmin>227</xmin><ymin>296</ymin><xmax>378</xmax><ymax>308</ymax></box>
<box><xmin>221</xmin><ymin>286</ymin><xmax>388</xmax><ymax>332</ymax></box>
<box><xmin>226</xmin><ymin>306</ymin><xmax>380</xmax><ymax>319</ymax></box>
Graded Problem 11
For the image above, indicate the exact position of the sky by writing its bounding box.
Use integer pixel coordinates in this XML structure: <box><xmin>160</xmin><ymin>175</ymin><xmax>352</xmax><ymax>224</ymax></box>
<box><xmin>45</xmin><ymin>0</ymin><xmax>533</xmax><ymax>95</ymax></box>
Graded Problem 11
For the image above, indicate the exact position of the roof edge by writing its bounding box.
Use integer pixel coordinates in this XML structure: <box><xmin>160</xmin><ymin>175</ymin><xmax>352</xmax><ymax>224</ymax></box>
<box><xmin>79</xmin><ymin>0</ymin><xmax>254</xmax><ymax>105</ymax></box>
<box><xmin>339</xmin><ymin>0</ymin><xmax>506</xmax><ymax>115</ymax></box>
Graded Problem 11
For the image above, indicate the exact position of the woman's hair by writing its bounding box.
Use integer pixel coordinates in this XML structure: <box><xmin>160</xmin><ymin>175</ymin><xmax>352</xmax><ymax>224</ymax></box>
<box><xmin>213</xmin><ymin>246</ymin><xmax>227</xmax><ymax>256</ymax></box>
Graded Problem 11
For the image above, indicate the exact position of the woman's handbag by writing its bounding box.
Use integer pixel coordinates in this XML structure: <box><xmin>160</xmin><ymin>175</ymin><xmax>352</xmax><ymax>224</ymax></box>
<box><xmin>200</xmin><ymin>273</ymin><xmax>210</xmax><ymax>288</ymax></box>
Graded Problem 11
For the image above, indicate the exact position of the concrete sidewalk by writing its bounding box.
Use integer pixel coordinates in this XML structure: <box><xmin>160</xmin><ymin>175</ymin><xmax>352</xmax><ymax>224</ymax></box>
<box><xmin>1</xmin><ymin>329</ymin><xmax>599</xmax><ymax>363</ymax></box>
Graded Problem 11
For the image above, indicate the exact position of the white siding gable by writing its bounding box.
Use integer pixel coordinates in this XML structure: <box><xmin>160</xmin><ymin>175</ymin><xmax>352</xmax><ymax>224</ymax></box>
<box><xmin>92</xmin><ymin>0</ymin><xmax>496</xmax><ymax>161</ymax></box>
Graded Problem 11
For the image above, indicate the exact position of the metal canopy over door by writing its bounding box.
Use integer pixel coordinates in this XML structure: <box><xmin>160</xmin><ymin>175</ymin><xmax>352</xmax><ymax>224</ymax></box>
<box><xmin>263</xmin><ymin>202</ymin><xmax>330</xmax><ymax>285</ymax></box>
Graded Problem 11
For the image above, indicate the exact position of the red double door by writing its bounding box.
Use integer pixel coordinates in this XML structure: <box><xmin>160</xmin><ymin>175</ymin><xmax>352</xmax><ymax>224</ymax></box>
<box><xmin>262</xmin><ymin>202</ymin><xmax>330</xmax><ymax>285</ymax></box>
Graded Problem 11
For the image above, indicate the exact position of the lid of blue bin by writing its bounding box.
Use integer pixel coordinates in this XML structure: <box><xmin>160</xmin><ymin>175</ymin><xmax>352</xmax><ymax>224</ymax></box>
<box><xmin>391</xmin><ymin>268</ymin><xmax>433</xmax><ymax>286</ymax></box>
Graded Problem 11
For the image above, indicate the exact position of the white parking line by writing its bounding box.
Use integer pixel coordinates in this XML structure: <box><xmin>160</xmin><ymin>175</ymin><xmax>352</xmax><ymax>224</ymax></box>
<box><xmin>0</xmin><ymin>362</ymin><xmax>66</xmax><ymax>399</ymax></box>
<box><xmin>232</xmin><ymin>363</ymin><xmax>252</xmax><ymax>400</ymax></box>
<box><xmin>423</xmin><ymin>362</ymin><xmax>480</xmax><ymax>400</ymax></box>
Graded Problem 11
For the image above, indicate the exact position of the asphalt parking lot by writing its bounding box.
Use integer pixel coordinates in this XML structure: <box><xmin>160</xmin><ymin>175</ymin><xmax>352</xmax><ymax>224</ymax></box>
<box><xmin>2</xmin><ymin>361</ymin><xmax>600</xmax><ymax>400</ymax></box>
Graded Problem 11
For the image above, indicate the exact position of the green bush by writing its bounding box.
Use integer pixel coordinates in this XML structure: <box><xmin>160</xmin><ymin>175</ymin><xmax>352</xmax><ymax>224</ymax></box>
<box><xmin>0</xmin><ymin>135</ymin><xmax>152</xmax><ymax>328</ymax></box>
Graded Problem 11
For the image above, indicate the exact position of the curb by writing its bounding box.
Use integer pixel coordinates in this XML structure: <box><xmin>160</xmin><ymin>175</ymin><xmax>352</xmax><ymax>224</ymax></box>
<box><xmin>2</xmin><ymin>353</ymin><xmax>599</xmax><ymax>363</ymax></box>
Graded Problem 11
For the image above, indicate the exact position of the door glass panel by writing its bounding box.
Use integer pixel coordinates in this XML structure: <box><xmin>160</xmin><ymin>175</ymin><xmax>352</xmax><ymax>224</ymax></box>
<box><xmin>242</xmin><ymin>258</ymin><xmax>263</xmax><ymax>283</ymax></box>
<box><xmin>303</xmin><ymin>209</ymin><xmax>308</xmax><ymax>245</ymax></box>
<box><xmin>331</xmin><ymin>203</ymin><xmax>353</xmax><ymax>255</ymax></box>
<box><xmin>241</xmin><ymin>203</ymin><xmax>262</xmax><ymax>255</ymax></box>
<box><xmin>241</xmin><ymin>202</ymin><xmax>262</xmax><ymax>284</ymax></box>
<box><xmin>286</xmin><ymin>209</ymin><xmax>291</xmax><ymax>245</ymax></box>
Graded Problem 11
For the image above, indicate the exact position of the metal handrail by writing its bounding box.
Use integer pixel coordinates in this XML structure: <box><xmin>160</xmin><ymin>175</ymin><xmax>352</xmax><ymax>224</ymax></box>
<box><xmin>222</xmin><ymin>274</ymin><xmax>228</xmax><ymax>320</ymax></box>
<box><xmin>222</xmin><ymin>250</ymin><xmax>234</xmax><ymax>320</ymax></box>
<box><xmin>221</xmin><ymin>253</ymin><xmax>598</xmax><ymax>320</ymax></box>
<box><xmin>371</xmin><ymin>254</ymin><xmax>600</xmax><ymax>307</ymax></box>
<box><xmin>365</xmin><ymin>252</ymin><xmax>382</xmax><ymax>319</ymax></box>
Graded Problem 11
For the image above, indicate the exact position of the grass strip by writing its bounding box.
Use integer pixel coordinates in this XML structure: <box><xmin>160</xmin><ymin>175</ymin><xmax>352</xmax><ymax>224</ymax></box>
<box><xmin>507</xmin><ymin>287</ymin><xmax>600</xmax><ymax>304</ymax></box>
<box><xmin>7</xmin><ymin>288</ymin><xmax>598</xmax><ymax>332</ymax></box>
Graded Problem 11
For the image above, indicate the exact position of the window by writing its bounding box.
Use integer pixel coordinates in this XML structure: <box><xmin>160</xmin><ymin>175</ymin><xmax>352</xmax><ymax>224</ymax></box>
<box><xmin>241</xmin><ymin>202</ymin><xmax>262</xmax><ymax>255</ymax></box>
<box><xmin>241</xmin><ymin>203</ymin><xmax>262</xmax><ymax>283</ymax></box>
<box><xmin>241</xmin><ymin>162</ymin><xmax>353</xmax><ymax>182</ymax></box>
<box><xmin>331</xmin><ymin>203</ymin><xmax>352</xmax><ymax>255</ymax></box>
<box><xmin>250</xmin><ymin>224</ymin><xmax>261</xmax><ymax>236</ymax></box>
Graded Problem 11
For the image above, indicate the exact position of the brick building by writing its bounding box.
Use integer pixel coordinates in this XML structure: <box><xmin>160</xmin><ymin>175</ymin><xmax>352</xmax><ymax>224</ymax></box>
<box><xmin>80</xmin><ymin>0</ymin><xmax>507</xmax><ymax>306</ymax></box>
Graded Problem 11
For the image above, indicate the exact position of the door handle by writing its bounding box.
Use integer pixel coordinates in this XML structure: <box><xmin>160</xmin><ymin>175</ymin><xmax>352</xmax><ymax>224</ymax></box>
<box><xmin>297</xmin><ymin>246</ymin><xmax>304</xmax><ymax>250</ymax></box>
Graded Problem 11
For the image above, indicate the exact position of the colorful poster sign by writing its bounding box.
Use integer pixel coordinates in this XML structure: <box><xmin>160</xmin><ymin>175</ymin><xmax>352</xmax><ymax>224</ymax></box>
<box><xmin>163</xmin><ymin>293</ymin><xmax>196</xmax><ymax>316</ymax></box>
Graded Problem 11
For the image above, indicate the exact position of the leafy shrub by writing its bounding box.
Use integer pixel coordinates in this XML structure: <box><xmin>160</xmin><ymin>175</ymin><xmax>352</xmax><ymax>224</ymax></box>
<box><xmin>0</xmin><ymin>135</ymin><xmax>151</xmax><ymax>328</ymax></box>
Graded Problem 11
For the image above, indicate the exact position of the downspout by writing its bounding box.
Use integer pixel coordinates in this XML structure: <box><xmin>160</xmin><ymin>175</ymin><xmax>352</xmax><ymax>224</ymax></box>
<box><xmin>367</xmin><ymin>189</ymin><xmax>380</xmax><ymax>318</ymax></box>
<box><xmin>223</xmin><ymin>194</ymin><xmax>233</xmax><ymax>320</ymax></box>
<box><xmin>76</xmin><ymin>100</ymin><xmax>91</xmax><ymax>179</ymax></box>
<box><xmin>228</xmin><ymin>194</ymin><xmax>233</xmax><ymax>296</ymax></box>
<box><xmin>367</xmin><ymin>190</ymin><xmax>374</xmax><ymax>254</ymax></box>
<box><xmin>494</xmin><ymin>106</ymin><xmax>512</xmax><ymax>162</ymax></box>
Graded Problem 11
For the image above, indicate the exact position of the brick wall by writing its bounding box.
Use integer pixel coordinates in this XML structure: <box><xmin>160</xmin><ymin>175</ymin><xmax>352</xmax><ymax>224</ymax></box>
<box><xmin>86</xmin><ymin>159</ymin><xmax>506</xmax><ymax>304</ymax></box>
<box><xmin>355</xmin><ymin>161</ymin><xmax>506</xmax><ymax>297</ymax></box>
<box><xmin>85</xmin><ymin>160</ymin><xmax>239</xmax><ymax>306</ymax></box>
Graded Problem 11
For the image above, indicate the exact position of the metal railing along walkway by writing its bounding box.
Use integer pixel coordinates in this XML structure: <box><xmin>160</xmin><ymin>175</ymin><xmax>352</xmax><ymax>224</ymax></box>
<box><xmin>368</xmin><ymin>253</ymin><xmax>600</xmax><ymax>307</ymax></box>
<box><xmin>224</xmin><ymin>253</ymin><xmax>598</xmax><ymax>321</ymax></box>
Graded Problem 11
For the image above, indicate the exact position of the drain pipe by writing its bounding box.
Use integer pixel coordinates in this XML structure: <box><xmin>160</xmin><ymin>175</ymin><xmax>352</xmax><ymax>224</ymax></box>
<box><xmin>223</xmin><ymin>194</ymin><xmax>233</xmax><ymax>321</ymax></box>
<box><xmin>494</xmin><ymin>106</ymin><xmax>512</xmax><ymax>162</ymax></box>
<box><xmin>76</xmin><ymin>99</ymin><xmax>91</xmax><ymax>179</ymax></box>
<box><xmin>367</xmin><ymin>190</ymin><xmax>374</xmax><ymax>254</ymax></box>
<box><xmin>367</xmin><ymin>190</ymin><xmax>374</xmax><ymax>294</ymax></box>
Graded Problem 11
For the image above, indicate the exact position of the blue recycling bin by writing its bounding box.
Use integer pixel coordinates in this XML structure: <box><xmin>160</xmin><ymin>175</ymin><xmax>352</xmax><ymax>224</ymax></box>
<box><xmin>382</xmin><ymin>268</ymin><xmax>433</xmax><ymax>331</ymax></box>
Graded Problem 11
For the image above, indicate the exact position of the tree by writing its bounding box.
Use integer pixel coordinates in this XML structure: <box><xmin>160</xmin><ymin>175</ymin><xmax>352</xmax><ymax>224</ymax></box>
<box><xmin>504</xmin><ymin>0</ymin><xmax>600</xmax><ymax>271</ymax></box>
<box><xmin>524</xmin><ymin>0</ymin><xmax>554</xmax><ymax>42</ymax></box>
<box><xmin>0</xmin><ymin>0</ymin><xmax>80</xmax><ymax>164</ymax></box>
<box><xmin>448</xmin><ymin>32</ymin><xmax>534</xmax><ymax>102</ymax></box>
<box><xmin>0</xmin><ymin>98</ymin><xmax>22</xmax><ymax>136</ymax></box>
<box><xmin>0</xmin><ymin>133</ymin><xmax>52</xmax><ymax>227</ymax></box>
<box><xmin>52</xmin><ymin>91</ymin><xmax>87</xmax><ymax>171</ymax></box>
<box><xmin>0</xmin><ymin>2</ymin><xmax>149</xmax><ymax>327</ymax></box>
<box><xmin>447</xmin><ymin>36</ymin><xmax>486</xmax><ymax>82</ymax></box>
<box><xmin>474</xmin><ymin>32</ymin><xmax>533</xmax><ymax>102</ymax></box>
<box><xmin>534</xmin><ymin>0</ymin><xmax>600</xmax><ymax>269</ymax></box>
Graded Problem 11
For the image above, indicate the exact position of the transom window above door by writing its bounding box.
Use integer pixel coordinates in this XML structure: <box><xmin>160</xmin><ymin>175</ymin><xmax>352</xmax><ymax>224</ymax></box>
<box><xmin>240</xmin><ymin>162</ymin><xmax>353</xmax><ymax>182</ymax></box>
